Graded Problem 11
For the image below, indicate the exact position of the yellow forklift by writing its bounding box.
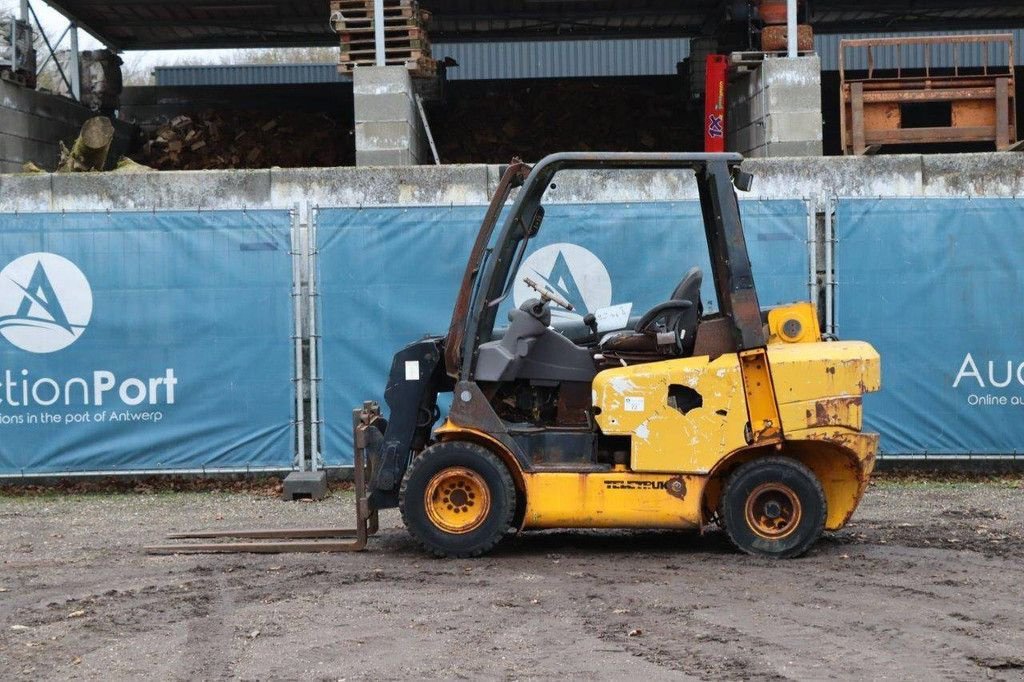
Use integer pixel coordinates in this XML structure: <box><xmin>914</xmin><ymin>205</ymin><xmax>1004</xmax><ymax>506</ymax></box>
<box><xmin>360</xmin><ymin>152</ymin><xmax>880</xmax><ymax>559</ymax></box>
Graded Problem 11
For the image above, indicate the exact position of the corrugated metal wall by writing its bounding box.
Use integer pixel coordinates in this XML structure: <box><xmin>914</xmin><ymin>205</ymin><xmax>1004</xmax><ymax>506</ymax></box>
<box><xmin>436</xmin><ymin>38</ymin><xmax>690</xmax><ymax>79</ymax></box>
<box><xmin>154</xmin><ymin>38</ymin><xmax>691</xmax><ymax>85</ymax></box>
<box><xmin>155</xmin><ymin>63</ymin><xmax>351</xmax><ymax>86</ymax></box>
<box><xmin>815</xmin><ymin>29</ymin><xmax>1024</xmax><ymax>71</ymax></box>
<box><xmin>153</xmin><ymin>30</ymin><xmax>1024</xmax><ymax>86</ymax></box>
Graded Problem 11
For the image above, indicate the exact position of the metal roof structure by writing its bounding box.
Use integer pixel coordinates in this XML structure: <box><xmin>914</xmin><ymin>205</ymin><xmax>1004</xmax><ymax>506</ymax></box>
<box><xmin>40</xmin><ymin>0</ymin><xmax>1024</xmax><ymax>51</ymax></box>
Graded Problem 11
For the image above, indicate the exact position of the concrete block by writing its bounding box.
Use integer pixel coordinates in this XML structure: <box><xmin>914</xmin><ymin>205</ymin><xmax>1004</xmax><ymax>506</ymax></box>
<box><xmin>270</xmin><ymin>165</ymin><xmax>490</xmax><ymax>206</ymax></box>
<box><xmin>354</xmin><ymin>91</ymin><xmax>416</xmax><ymax>124</ymax></box>
<box><xmin>921</xmin><ymin>152</ymin><xmax>1024</xmax><ymax>197</ymax></box>
<box><xmin>49</xmin><ymin>168</ymin><xmax>273</xmax><ymax>210</ymax></box>
<box><xmin>352</xmin><ymin>65</ymin><xmax>414</xmax><ymax>97</ymax></box>
<box><xmin>356</xmin><ymin>148</ymin><xmax>416</xmax><ymax>166</ymax></box>
<box><xmin>763</xmin><ymin>140</ymin><xmax>823</xmax><ymax>157</ymax></box>
<box><xmin>762</xmin><ymin>60</ymin><xmax>822</xmax><ymax>113</ymax></box>
<box><xmin>356</xmin><ymin>120</ymin><xmax>418</xmax><ymax>150</ymax></box>
<box><xmin>0</xmin><ymin>172</ymin><xmax>54</xmax><ymax>211</ymax></box>
<box><xmin>765</xmin><ymin>111</ymin><xmax>823</xmax><ymax>143</ymax></box>
<box><xmin>282</xmin><ymin>470</ymin><xmax>328</xmax><ymax>501</ymax></box>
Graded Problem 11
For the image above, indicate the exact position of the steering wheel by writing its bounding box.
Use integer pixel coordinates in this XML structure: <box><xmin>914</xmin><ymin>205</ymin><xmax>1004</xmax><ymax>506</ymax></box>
<box><xmin>635</xmin><ymin>300</ymin><xmax>693</xmax><ymax>350</ymax></box>
<box><xmin>522</xmin><ymin>276</ymin><xmax>574</xmax><ymax>311</ymax></box>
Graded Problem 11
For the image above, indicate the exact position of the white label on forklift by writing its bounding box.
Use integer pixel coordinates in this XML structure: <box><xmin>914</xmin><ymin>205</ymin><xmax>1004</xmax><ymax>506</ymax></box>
<box><xmin>624</xmin><ymin>396</ymin><xmax>645</xmax><ymax>412</ymax></box>
<box><xmin>405</xmin><ymin>361</ymin><xmax>420</xmax><ymax>381</ymax></box>
<box><xmin>594</xmin><ymin>302</ymin><xmax>633</xmax><ymax>332</ymax></box>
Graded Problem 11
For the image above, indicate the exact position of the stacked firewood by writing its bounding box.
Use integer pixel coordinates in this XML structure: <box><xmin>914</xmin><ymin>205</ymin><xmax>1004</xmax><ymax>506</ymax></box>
<box><xmin>330</xmin><ymin>0</ymin><xmax>436</xmax><ymax>78</ymax></box>
<box><xmin>430</xmin><ymin>79</ymin><xmax>692</xmax><ymax>163</ymax></box>
<box><xmin>132</xmin><ymin>110</ymin><xmax>354</xmax><ymax>170</ymax></box>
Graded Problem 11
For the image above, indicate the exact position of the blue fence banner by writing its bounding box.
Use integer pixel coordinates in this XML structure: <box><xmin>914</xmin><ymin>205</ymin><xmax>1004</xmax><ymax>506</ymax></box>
<box><xmin>0</xmin><ymin>210</ymin><xmax>295</xmax><ymax>475</ymax></box>
<box><xmin>317</xmin><ymin>200</ymin><xmax>810</xmax><ymax>464</ymax></box>
<box><xmin>836</xmin><ymin>198</ymin><xmax>1024</xmax><ymax>455</ymax></box>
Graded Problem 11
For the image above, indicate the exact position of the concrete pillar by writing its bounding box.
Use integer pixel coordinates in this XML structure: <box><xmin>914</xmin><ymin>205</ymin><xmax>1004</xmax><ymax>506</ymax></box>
<box><xmin>353</xmin><ymin>66</ymin><xmax>427</xmax><ymax>166</ymax></box>
<box><xmin>726</xmin><ymin>55</ymin><xmax>823</xmax><ymax>158</ymax></box>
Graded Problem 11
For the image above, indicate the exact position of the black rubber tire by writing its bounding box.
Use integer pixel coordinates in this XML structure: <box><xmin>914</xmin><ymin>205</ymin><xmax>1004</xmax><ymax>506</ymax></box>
<box><xmin>721</xmin><ymin>456</ymin><xmax>826</xmax><ymax>559</ymax></box>
<box><xmin>399</xmin><ymin>441</ymin><xmax>517</xmax><ymax>558</ymax></box>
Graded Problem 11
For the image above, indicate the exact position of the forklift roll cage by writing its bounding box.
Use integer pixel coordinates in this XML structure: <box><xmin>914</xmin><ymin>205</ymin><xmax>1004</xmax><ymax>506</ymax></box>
<box><xmin>444</xmin><ymin>152</ymin><xmax>764</xmax><ymax>381</ymax></box>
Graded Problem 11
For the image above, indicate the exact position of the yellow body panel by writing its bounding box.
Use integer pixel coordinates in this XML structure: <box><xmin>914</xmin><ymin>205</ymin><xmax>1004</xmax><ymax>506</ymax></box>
<box><xmin>738</xmin><ymin>348</ymin><xmax>783</xmax><ymax>443</ymax></box>
<box><xmin>768</xmin><ymin>341</ymin><xmax>881</xmax><ymax>406</ymax></box>
<box><xmin>592</xmin><ymin>353</ymin><xmax>751</xmax><ymax>473</ymax></box>
<box><xmin>520</xmin><ymin>470</ymin><xmax>705</xmax><ymax>530</ymax></box>
<box><xmin>784</xmin><ymin>428</ymin><xmax>879</xmax><ymax>529</ymax></box>
<box><xmin>767</xmin><ymin>302</ymin><xmax>821</xmax><ymax>344</ymax></box>
<box><xmin>592</xmin><ymin>340</ymin><xmax>880</xmax><ymax>475</ymax></box>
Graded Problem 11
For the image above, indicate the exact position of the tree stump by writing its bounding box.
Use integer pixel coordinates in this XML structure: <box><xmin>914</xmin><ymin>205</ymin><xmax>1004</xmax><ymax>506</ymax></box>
<box><xmin>58</xmin><ymin>116</ymin><xmax>114</xmax><ymax>172</ymax></box>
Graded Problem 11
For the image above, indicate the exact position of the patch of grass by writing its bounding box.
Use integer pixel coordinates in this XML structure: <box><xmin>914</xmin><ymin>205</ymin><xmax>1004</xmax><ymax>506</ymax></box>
<box><xmin>872</xmin><ymin>470</ymin><xmax>1024</xmax><ymax>488</ymax></box>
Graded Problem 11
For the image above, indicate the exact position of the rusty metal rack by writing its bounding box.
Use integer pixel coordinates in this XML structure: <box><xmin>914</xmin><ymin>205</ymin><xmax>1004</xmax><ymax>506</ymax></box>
<box><xmin>840</xmin><ymin>34</ymin><xmax>1018</xmax><ymax>155</ymax></box>
<box><xmin>330</xmin><ymin>0</ymin><xmax>436</xmax><ymax>78</ymax></box>
<box><xmin>145</xmin><ymin>403</ymin><xmax>382</xmax><ymax>555</ymax></box>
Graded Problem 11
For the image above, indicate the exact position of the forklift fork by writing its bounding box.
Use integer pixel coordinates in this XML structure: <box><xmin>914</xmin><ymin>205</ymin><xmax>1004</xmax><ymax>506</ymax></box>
<box><xmin>144</xmin><ymin>403</ymin><xmax>381</xmax><ymax>554</ymax></box>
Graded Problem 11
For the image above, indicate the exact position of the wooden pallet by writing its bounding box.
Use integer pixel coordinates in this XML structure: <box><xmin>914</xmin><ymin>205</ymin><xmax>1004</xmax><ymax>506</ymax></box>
<box><xmin>342</xmin><ymin>47</ymin><xmax>431</xmax><ymax>63</ymax></box>
<box><xmin>338</xmin><ymin>55</ymin><xmax>437</xmax><ymax>78</ymax></box>
<box><xmin>329</xmin><ymin>1</ymin><xmax>431</xmax><ymax>31</ymax></box>
<box><xmin>341</xmin><ymin>35</ymin><xmax>430</xmax><ymax>51</ymax></box>
<box><xmin>331</xmin><ymin>11</ymin><xmax>431</xmax><ymax>32</ymax></box>
<box><xmin>339</xmin><ymin>25</ymin><xmax>427</xmax><ymax>39</ymax></box>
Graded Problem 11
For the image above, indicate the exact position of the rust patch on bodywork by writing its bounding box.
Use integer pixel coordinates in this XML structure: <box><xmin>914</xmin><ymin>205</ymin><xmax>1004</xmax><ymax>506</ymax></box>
<box><xmin>812</xmin><ymin>396</ymin><xmax>863</xmax><ymax>427</ymax></box>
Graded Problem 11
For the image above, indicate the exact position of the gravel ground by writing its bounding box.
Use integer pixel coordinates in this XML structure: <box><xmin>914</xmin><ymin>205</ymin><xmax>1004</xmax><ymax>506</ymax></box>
<box><xmin>1</xmin><ymin>478</ymin><xmax>1023</xmax><ymax>681</ymax></box>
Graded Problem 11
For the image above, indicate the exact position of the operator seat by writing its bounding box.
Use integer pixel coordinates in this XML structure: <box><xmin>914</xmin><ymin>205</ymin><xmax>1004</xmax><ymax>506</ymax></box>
<box><xmin>599</xmin><ymin>267</ymin><xmax>703</xmax><ymax>362</ymax></box>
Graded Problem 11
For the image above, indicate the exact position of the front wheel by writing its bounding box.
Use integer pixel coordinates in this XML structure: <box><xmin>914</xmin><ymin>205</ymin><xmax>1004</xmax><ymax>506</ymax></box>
<box><xmin>720</xmin><ymin>457</ymin><xmax>826</xmax><ymax>559</ymax></box>
<box><xmin>399</xmin><ymin>441</ymin><xmax>516</xmax><ymax>558</ymax></box>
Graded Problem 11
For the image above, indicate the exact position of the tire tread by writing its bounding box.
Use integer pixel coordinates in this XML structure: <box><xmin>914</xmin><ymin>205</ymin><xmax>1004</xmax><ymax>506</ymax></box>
<box><xmin>399</xmin><ymin>441</ymin><xmax>516</xmax><ymax>558</ymax></box>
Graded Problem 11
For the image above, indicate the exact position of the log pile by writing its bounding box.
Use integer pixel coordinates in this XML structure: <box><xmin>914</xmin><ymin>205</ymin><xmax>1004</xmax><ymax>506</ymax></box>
<box><xmin>132</xmin><ymin>110</ymin><xmax>354</xmax><ymax>170</ymax></box>
<box><xmin>431</xmin><ymin>78</ymin><xmax>693</xmax><ymax>163</ymax></box>
<box><xmin>330</xmin><ymin>0</ymin><xmax>436</xmax><ymax>78</ymax></box>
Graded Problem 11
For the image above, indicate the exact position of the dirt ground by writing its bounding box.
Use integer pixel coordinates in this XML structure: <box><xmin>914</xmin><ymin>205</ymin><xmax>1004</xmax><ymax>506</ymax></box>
<box><xmin>2</xmin><ymin>477</ymin><xmax>1023</xmax><ymax>681</ymax></box>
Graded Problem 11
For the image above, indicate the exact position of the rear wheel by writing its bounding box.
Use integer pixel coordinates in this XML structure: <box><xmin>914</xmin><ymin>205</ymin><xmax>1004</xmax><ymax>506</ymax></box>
<box><xmin>721</xmin><ymin>457</ymin><xmax>826</xmax><ymax>558</ymax></box>
<box><xmin>399</xmin><ymin>441</ymin><xmax>516</xmax><ymax>558</ymax></box>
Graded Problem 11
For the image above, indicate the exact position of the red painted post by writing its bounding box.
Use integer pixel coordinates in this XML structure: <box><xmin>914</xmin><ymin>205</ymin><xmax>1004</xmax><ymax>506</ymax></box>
<box><xmin>704</xmin><ymin>54</ymin><xmax>728</xmax><ymax>152</ymax></box>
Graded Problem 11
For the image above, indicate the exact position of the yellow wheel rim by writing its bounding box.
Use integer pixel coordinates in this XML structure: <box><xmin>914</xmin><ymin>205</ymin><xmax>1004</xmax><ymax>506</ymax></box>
<box><xmin>744</xmin><ymin>482</ymin><xmax>802</xmax><ymax>540</ymax></box>
<box><xmin>424</xmin><ymin>467</ymin><xmax>491</xmax><ymax>534</ymax></box>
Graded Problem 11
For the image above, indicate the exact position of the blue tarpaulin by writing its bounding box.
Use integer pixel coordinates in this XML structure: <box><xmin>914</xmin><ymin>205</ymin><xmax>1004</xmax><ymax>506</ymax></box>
<box><xmin>836</xmin><ymin>198</ymin><xmax>1024</xmax><ymax>455</ymax></box>
<box><xmin>317</xmin><ymin>200</ymin><xmax>811</xmax><ymax>464</ymax></box>
<box><xmin>0</xmin><ymin>210</ymin><xmax>295</xmax><ymax>474</ymax></box>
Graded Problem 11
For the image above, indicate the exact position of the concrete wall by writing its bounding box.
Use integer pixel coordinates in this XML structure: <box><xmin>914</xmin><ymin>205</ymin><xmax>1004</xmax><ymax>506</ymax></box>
<box><xmin>1</xmin><ymin>152</ymin><xmax>1023</xmax><ymax>212</ymax></box>
<box><xmin>353</xmin><ymin>67</ymin><xmax>429</xmax><ymax>166</ymax></box>
<box><xmin>728</xmin><ymin>56</ymin><xmax>824</xmax><ymax>158</ymax></box>
<box><xmin>0</xmin><ymin>81</ymin><xmax>132</xmax><ymax>174</ymax></box>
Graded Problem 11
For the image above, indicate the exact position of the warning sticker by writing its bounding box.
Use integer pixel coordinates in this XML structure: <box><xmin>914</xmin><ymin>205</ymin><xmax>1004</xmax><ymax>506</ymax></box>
<box><xmin>624</xmin><ymin>396</ymin><xmax>645</xmax><ymax>412</ymax></box>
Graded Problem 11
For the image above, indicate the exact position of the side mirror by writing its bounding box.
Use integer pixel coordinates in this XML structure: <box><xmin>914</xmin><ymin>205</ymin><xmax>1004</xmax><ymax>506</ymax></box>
<box><xmin>733</xmin><ymin>169</ymin><xmax>754</xmax><ymax>192</ymax></box>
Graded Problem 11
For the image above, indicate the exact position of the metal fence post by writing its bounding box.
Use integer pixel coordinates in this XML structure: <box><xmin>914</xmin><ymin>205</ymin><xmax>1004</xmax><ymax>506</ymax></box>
<box><xmin>824</xmin><ymin>198</ymin><xmax>835</xmax><ymax>336</ymax></box>
<box><xmin>806</xmin><ymin>199</ymin><xmax>818</xmax><ymax>318</ymax></box>
<box><xmin>290</xmin><ymin>205</ymin><xmax>307</xmax><ymax>471</ymax></box>
<box><xmin>306</xmin><ymin>205</ymin><xmax>323</xmax><ymax>471</ymax></box>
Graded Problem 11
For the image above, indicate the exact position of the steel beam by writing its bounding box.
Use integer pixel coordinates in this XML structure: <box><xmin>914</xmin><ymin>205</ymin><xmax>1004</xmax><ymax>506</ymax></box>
<box><xmin>69</xmin><ymin>23</ymin><xmax>81</xmax><ymax>101</ymax></box>
<box><xmin>374</xmin><ymin>0</ymin><xmax>385</xmax><ymax>66</ymax></box>
<box><xmin>787</xmin><ymin>0</ymin><xmax>798</xmax><ymax>57</ymax></box>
